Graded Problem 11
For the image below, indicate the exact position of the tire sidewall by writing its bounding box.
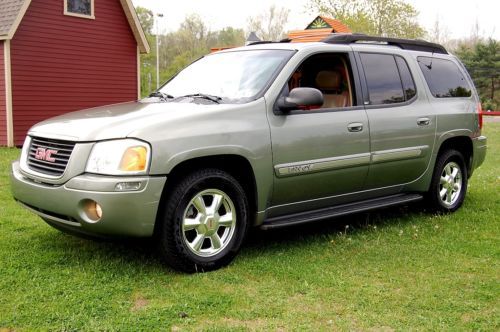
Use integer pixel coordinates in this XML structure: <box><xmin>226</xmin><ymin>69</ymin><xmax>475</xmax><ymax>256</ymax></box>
<box><xmin>159</xmin><ymin>169</ymin><xmax>249</xmax><ymax>272</ymax></box>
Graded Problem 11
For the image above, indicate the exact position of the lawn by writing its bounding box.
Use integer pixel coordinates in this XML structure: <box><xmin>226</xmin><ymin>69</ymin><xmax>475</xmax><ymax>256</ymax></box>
<box><xmin>0</xmin><ymin>124</ymin><xmax>498</xmax><ymax>331</ymax></box>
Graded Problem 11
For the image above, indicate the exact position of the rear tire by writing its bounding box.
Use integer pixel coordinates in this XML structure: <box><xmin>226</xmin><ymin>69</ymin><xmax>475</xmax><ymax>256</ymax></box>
<box><xmin>156</xmin><ymin>168</ymin><xmax>249</xmax><ymax>272</ymax></box>
<box><xmin>427</xmin><ymin>149</ymin><xmax>468</xmax><ymax>212</ymax></box>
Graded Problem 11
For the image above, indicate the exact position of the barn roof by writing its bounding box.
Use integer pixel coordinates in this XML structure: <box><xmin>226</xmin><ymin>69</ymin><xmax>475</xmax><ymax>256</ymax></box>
<box><xmin>0</xmin><ymin>0</ymin><xmax>150</xmax><ymax>53</ymax></box>
<box><xmin>0</xmin><ymin>0</ymin><xmax>25</xmax><ymax>36</ymax></box>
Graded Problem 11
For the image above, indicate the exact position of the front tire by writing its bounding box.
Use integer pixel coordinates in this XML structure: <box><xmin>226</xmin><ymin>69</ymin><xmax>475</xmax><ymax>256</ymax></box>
<box><xmin>156</xmin><ymin>169</ymin><xmax>249</xmax><ymax>272</ymax></box>
<box><xmin>428</xmin><ymin>149</ymin><xmax>468</xmax><ymax>212</ymax></box>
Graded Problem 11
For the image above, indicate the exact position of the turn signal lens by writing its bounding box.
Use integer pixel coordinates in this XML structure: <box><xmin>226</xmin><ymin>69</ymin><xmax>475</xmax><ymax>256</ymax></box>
<box><xmin>119</xmin><ymin>146</ymin><xmax>148</xmax><ymax>172</ymax></box>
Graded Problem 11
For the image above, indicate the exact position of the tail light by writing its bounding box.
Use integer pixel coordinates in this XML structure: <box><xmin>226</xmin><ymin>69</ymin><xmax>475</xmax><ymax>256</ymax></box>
<box><xmin>477</xmin><ymin>103</ymin><xmax>483</xmax><ymax>131</ymax></box>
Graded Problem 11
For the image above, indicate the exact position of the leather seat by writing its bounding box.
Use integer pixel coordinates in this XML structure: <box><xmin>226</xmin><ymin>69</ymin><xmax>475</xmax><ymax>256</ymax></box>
<box><xmin>315</xmin><ymin>70</ymin><xmax>349</xmax><ymax>108</ymax></box>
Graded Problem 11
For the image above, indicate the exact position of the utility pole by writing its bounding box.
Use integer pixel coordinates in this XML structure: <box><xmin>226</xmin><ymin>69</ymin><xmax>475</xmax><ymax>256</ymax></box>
<box><xmin>155</xmin><ymin>13</ymin><xmax>164</xmax><ymax>90</ymax></box>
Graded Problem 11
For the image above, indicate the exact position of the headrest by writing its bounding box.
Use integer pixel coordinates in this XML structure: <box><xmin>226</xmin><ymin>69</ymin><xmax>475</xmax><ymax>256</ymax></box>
<box><xmin>315</xmin><ymin>71</ymin><xmax>341</xmax><ymax>90</ymax></box>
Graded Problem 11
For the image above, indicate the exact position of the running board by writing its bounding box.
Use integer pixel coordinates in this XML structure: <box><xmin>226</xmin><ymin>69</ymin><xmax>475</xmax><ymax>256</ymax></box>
<box><xmin>260</xmin><ymin>193</ymin><xmax>423</xmax><ymax>230</ymax></box>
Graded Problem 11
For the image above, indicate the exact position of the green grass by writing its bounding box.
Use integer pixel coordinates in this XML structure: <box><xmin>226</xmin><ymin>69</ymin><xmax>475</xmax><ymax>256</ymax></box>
<box><xmin>0</xmin><ymin>124</ymin><xmax>499</xmax><ymax>331</ymax></box>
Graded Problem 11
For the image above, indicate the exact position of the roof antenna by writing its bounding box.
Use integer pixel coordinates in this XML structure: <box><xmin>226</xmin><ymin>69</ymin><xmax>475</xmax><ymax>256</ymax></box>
<box><xmin>426</xmin><ymin>49</ymin><xmax>434</xmax><ymax>70</ymax></box>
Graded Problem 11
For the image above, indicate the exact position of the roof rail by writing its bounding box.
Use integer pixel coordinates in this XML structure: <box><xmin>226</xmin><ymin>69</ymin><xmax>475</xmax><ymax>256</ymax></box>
<box><xmin>321</xmin><ymin>33</ymin><xmax>448</xmax><ymax>54</ymax></box>
<box><xmin>247</xmin><ymin>39</ymin><xmax>293</xmax><ymax>46</ymax></box>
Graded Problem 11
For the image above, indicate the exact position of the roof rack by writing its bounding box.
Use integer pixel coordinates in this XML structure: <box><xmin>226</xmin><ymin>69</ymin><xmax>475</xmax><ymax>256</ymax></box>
<box><xmin>247</xmin><ymin>39</ymin><xmax>294</xmax><ymax>46</ymax></box>
<box><xmin>321</xmin><ymin>33</ymin><xmax>448</xmax><ymax>54</ymax></box>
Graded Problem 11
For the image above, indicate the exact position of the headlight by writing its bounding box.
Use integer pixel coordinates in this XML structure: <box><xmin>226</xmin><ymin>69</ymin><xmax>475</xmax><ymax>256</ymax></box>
<box><xmin>86</xmin><ymin>139</ymin><xmax>151</xmax><ymax>175</ymax></box>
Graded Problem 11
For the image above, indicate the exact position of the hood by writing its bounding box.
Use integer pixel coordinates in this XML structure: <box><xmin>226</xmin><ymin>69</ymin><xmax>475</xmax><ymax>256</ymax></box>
<box><xmin>28</xmin><ymin>99</ymin><xmax>234</xmax><ymax>142</ymax></box>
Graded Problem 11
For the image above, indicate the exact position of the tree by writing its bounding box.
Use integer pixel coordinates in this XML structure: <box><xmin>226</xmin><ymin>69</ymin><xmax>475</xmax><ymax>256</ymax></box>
<box><xmin>247</xmin><ymin>5</ymin><xmax>290</xmax><ymax>41</ymax></box>
<box><xmin>308</xmin><ymin>0</ymin><xmax>425</xmax><ymax>39</ymax></box>
<box><xmin>136</xmin><ymin>6</ymin><xmax>157</xmax><ymax>96</ymax></box>
<box><xmin>135</xmin><ymin>6</ymin><xmax>154</xmax><ymax>35</ymax></box>
<box><xmin>456</xmin><ymin>39</ymin><xmax>500</xmax><ymax>110</ymax></box>
<box><xmin>427</xmin><ymin>15</ymin><xmax>450</xmax><ymax>46</ymax></box>
<box><xmin>215</xmin><ymin>27</ymin><xmax>246</xmax><ymax>48</ymax></box>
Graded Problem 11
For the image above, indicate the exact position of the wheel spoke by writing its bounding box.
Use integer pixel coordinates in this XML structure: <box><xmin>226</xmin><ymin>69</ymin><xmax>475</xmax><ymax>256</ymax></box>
<box><xmin>183</xmin><ymin>217</ymin><xmax>200</xmax><ymax>231</ymax></box>
<box><xmin>210</xmin><ymin>194</ymin><xmax>224</xmax><ymax>213</ymax></box>
<box><xmin>191</xmin><ymin>234</ymin><xmax>205</xmax><ymax>252</ymax></box>
<box><xmin>446</xmin><ymin>189</ymin><xmax>453</xmax><ymax>203</ymax></box>
<box><xmin>218</xmin><ymin>213</ymin><xmax>234</xmax><ymax>227</ymax></box>
<box><xmin>210</xmin><ymin>234</ymin><xmax>222</xmax><ymax>249</ymax></box>
<box><xmin>192</xmin><ymin>196</ymin><xmax>207</xmax><ymax>215</ymax></box>
<box><xmin>445</xmin><ymin>164</ymin><xmax>452</xmax><ymax>176</ymax></box>
<box><xmin>451</xmin><ymin>167</ymin><xmax>459</xmax><ymax>180</ymax></box>
<box><xmin>453</xmin><ymin>183</ymin><xmax>461</xmax><ymax>192</ymax></box>
<box><xmin>440</xmin><ymin>176</ymin><xmax>448</xmax><ymax>185</ymax></box>
<box><xmin>440</xmin><ymin>188</ymin><xmax>448</xmax><ymax>199</ymax></box>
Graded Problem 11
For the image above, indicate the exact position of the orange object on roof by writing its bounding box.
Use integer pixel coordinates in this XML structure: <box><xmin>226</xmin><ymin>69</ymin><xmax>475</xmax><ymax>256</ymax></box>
<box><xmin>288</xmin><ymin>15</ymin><xmax>351</xmax><ymax>43</ymax></box>
<box><xmin>210</xmin><ymin>47</ymin><xmax>234</xmax><ymax>53</ymax></box>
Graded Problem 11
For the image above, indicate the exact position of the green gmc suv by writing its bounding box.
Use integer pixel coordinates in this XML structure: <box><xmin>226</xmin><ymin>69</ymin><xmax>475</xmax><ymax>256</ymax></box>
<box><xmin>11</xmin><ymin>35</ymin><xmax>487</xmax><ymax>272</ymax></box>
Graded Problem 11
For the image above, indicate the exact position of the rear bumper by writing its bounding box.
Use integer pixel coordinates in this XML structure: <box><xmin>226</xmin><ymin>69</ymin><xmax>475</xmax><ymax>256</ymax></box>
<box><xmin>472</xmin><ymin>135</ymin><xmax>487</xmax><ymax>173</ymax></box>
<box><xmin>10</xmin><ymin>161</ymin><xmax>167</xmax><ymax>237</ymax></box>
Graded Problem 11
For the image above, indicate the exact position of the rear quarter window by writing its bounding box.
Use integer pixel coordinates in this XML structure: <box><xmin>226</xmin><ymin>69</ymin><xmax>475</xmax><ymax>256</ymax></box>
<box><xmin>417</xmin><ymin>57</ymin><xmax>472</xmax><ymax>98</ymax></box>
<box><xmin>395</xmin><ymin>56</ymin><xmax>416</xmax><ymax>100</ymax></box>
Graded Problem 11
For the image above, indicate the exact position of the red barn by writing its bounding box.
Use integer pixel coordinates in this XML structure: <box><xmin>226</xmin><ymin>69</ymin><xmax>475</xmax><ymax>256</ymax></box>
<box><xmin>0</xmin><ymin>0</ymin><xmax>150</xmax><ymax>146</ymax></box>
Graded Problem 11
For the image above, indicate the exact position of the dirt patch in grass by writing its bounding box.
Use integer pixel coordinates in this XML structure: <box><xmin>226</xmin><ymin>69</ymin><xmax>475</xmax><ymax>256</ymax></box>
<box><xmin>131</xmin><ymin>294</ymin><xmax>149</xmax><ymax>312</ymax></box>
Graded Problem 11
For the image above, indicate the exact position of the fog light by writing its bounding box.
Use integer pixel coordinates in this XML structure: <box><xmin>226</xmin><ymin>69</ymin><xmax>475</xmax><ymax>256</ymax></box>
<box><xmin>82</xmin><ymin>200</ymin><xmax>103</xmax><ymax>222</ymax></box>
<box><xmin>115</xmin><ymin>182</ymin><xmax>141</xmax><ymax>192</ymax></box>
<box><xmin>95</xmin><ymin>203</ymin><xmax>103</xmax><ymax>219</ymax></box>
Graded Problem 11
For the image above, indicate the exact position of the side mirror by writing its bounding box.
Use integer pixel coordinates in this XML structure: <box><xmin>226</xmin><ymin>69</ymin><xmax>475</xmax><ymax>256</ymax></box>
<box><xmin>277</xmin><ymin>87</ymin><xmax>324</xmax><ymax>113</ymax></box>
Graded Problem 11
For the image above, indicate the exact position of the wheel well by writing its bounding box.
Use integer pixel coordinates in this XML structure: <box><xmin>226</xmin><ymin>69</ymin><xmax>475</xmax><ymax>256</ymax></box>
<box><xmin>437</xmin><ymin>136</ymin><xmax>473</xmax><ymax>176</ymax></box>
<box><xmin>162</xmin><ymin>155</ymin><xmax>258</xmax><ymax>215</ymax></box>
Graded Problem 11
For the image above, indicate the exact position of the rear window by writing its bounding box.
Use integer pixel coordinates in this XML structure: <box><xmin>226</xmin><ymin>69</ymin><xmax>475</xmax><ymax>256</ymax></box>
<box><xmin>360</xmin><ymin>53</ymin><xmax>416</xmax><ymax>105</ymax></box>
<box><xmin>417</xmin><ymin>57</ymin><xmax>472</xmax><ymax>98</ymax></box>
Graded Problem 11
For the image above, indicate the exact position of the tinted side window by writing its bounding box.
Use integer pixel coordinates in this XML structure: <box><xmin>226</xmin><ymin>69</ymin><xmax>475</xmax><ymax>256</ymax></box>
<box><xmin>395</xmin><ymin>56</ymin><xmax>416</xmax><ymax>100</ymax></box>
<box><xmin>360</xmin><ymin>53</ymin><xmax>405</xmax><ymax>105</ymax></box>
<box><xmin>418</xmin><ymin>57</ymin><xmax>472</xmax><ymax>98</ymax></box>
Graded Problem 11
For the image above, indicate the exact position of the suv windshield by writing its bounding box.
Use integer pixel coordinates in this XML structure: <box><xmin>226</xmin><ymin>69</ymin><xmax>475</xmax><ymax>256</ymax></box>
<box><xmin>159</xmin><ymin>50</ymin><xmax>294</xmax><ymax>103</ymax></box>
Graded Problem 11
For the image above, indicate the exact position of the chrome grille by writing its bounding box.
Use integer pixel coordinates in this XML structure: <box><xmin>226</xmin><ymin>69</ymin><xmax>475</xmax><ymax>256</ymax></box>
<box><xmin>27</xmin><ymin>137</ymin><xmax>76</xmax><ymax>176</ymax></box>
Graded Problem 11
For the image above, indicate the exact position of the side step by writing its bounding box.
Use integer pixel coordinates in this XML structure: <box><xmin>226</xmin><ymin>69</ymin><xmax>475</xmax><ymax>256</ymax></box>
<box><xmin>260</xmin><ymin>193</ymin><xmax>423</xmax><ymax>230</ymax></box>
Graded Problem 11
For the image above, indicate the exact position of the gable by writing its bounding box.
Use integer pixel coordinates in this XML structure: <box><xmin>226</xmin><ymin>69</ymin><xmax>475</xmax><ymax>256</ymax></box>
<box><xmin>306</xmin><ymin>16</ymin><xmax>331</xmax><ymax>30</ymax></box>
<box><xmin>306</xmin><ymin>15</ymin><xmax>352</xmax><ymax>33</ymax></box>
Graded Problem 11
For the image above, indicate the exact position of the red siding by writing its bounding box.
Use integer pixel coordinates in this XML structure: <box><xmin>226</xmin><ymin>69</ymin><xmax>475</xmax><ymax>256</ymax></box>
<box><xmin>0</xmin><ymin>41</ymin><xmax>6</xmax><ymax>146</ymax></box>
<box><xmin>11</xmin><ymin>0</ymin><xmax>138</xmax><ymax>145</ymax></box>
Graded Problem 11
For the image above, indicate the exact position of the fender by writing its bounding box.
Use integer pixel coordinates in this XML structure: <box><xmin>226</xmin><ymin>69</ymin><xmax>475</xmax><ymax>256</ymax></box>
<box><xmin>160</xmin><ymin>145</ymin><xmax>274</xmax><ymax>218</ymax></box>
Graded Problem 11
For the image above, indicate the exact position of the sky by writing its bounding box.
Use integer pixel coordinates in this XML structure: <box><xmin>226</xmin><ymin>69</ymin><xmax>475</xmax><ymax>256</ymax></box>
<box><xmin>131</xmin><ymin>0</ymin><xmax>499</xmax><ymax>40</ymax></box>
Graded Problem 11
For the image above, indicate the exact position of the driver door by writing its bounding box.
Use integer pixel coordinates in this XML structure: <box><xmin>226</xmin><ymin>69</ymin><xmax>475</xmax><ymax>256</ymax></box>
<box><xmin>267</xmin><ymin>52</ymin><xmax>370</xmax><ymax>216</ymax></box>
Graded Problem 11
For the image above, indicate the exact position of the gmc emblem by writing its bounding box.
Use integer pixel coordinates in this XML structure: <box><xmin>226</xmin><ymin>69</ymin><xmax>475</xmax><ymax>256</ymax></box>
<box><xmin>34</xmin><ymin>148</ymin><xmax>58</xmax><ymax>162</ymax></box>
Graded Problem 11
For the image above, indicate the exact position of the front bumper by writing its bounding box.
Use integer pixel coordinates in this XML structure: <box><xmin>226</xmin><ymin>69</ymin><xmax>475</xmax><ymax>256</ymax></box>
<box><xmin>10</xmin><ymin>161</ymin><xmax>167</xmax><ymax>237</ymax></box>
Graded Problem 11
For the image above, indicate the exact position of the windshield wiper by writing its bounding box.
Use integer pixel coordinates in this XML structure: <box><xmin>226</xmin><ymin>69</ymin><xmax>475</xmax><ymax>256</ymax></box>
<box><xmin>149</xmin><ymin>91</ymin><xmax>174</xmax><ymax>100</ymax></box>
<box><xmin>178</xmin><ymin>93</ymin><xmax>222</xmax><ymax>104</ymax></box>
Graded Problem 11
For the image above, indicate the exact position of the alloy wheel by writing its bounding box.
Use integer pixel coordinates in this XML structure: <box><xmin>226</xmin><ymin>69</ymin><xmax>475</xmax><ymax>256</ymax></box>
<box><xmin>181</xmin><ymin>189</ymin><xmax>237</xmax><ymax>257</ymax></box>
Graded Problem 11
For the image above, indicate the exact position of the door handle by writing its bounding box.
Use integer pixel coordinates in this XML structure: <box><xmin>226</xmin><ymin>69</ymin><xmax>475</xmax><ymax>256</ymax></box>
<box><xmin>347</xmin><ymin>123</ymin><xmax>363</xmax><ymax>132</ymax></box>
<box><xmin>417</xmin><ymin>117</ymin><xmax>431</xmax><ymax>126</ymax></box>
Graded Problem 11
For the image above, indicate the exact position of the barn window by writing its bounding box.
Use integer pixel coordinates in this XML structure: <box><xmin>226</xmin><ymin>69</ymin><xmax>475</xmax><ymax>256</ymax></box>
<box><xmin>64</xmin><ymin>0</ymin><xmax>95</xmax><ymax>19</ymax></box>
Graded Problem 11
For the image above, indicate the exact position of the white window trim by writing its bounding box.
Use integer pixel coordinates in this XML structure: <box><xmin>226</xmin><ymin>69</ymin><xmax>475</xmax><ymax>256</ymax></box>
<box><xmin>64</xmin><ymin>0</ymin><xmax>95</xmax><ymax>20</ymax></box>
<box><xmin>4</xmin><ymin>40</ymin><xmax>14</xmax><ymax>147</ymax></box>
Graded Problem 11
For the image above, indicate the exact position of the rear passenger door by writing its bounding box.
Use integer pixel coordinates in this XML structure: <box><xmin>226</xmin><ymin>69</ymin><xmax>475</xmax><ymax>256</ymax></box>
<box><xmin>356</xmin><ymin>51</ymin><xmax>436</xmax><ymax>189</ymax></box>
